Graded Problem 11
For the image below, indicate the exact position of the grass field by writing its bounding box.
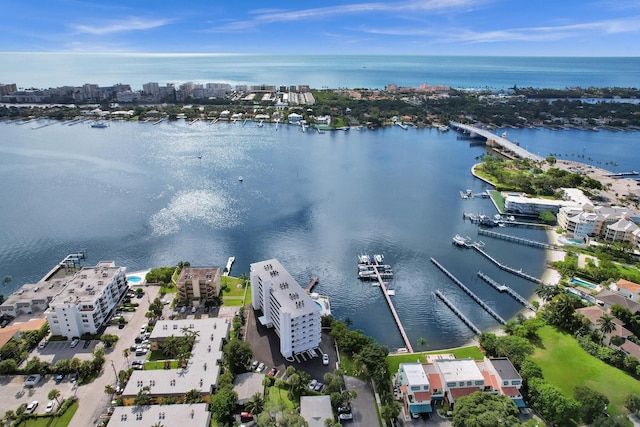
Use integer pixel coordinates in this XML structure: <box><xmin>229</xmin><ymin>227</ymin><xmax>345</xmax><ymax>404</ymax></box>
<box><xmin>221</xmin><ymin>276</ymin><xmax>250</xmax><ymax>306</ymax></box>
<box><xmin>18</xmin><ymin>401</ymin><xmax>79</xmax><ymax>427</ymax></box>
<box><xmin>531</xmin><ymin>325</ymin><xmax>640</xmax><ymax>416</ymax></box>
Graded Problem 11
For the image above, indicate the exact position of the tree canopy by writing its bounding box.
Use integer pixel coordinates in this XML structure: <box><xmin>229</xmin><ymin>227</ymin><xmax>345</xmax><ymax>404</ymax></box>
<box><xmin>452</xmin><ymin>391</ymin><xmax>520</xmax><ymax>427</ymax></box>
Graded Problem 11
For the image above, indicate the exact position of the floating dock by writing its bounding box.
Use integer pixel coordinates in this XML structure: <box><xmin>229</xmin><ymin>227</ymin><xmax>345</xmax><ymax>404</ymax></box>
<box><xmin>470</xmin><ymin>245</ymin><xmax>542</xmax><ymax>284</ymax></box>
<box><xmin>477</xmin><ymin>228</ymin><xmax>555</xmax><ymax>249</ymax></box>
<box><xmin>305</xmin><ymin>276</ymin><xmax>318</xmax><ymax>292</ymax></box>
<box><xmin>431</xmin><ymin>258</ymin><xmax>506</xmax><ymax>325</ymax></box>
<box><xmin>222</xmin><ymin>257</ymin><xmax>235</xmax><ymax>277</ymax></box>
<box><xmin>433</xmin><ymin>290</ymin><xmax>481</xmax><ymax>335</ymax></box>
<box><xmin>477</xmin><ymin>271</ymin><xmax>537</xmax><ymax>312</ymax></box>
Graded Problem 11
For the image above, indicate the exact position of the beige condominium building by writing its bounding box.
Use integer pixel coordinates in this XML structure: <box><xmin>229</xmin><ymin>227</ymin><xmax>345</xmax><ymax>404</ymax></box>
<box><xmin>176</xmin><ymin>267</ymin><xmax>221</xmax><ymax>306</ymax></box>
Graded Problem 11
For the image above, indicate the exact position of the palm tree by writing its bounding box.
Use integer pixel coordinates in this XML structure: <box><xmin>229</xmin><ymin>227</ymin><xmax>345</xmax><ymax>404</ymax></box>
<box><xmin>104</xmin><ymin>384</ymin><xmax>115</xmax><ymax>395</ymax></box>
<box><xmin>535</xmin><ymin>284</ymin><xmax>559</xmax><ymax>302</ymax></box>
<box><xmin>123</xmin><ymin>348</ymin><xmax>130</xmax><ymax>369</ymax></box>
<box><xmin>48</xmin><ymin>388</ymin><xmax>61</xmax><ymax>405</ymax></box>
<box><xmin>133</xmin><ymin>386</ymin><xmax>152</xmax><ymax>406</ymax></box>
<box><xmin>161</xmin><ymin>335</ymin><xmax>181</xmax><ymax>358</ymax></box>
<box><xmin>597</xmin><ymin>314</ymin><xmax>616</xmax><ymax>344</ymax></box>
<box><xmin>244</xmin><ymin>392</ymin><xmax>264</xmax><ymax>415</ymax></box>
<box><xmin>183</xmin><ymin>389</ymin><xmax>202</xmax><ymax>404</ymax></box>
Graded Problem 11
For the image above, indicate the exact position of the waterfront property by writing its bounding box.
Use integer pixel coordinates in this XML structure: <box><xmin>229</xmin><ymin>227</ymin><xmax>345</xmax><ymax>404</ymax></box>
<box><xmin>175</xmin><ymin>266</ymin><xmax>222</xmax><ymax>306</ymax></box>
<box><xmin>395</xmin><ymin>357</ymin><xmax>524</xmax><ymax>417</ymax></box>
<box><xmin>121</xmin><ymin>318</ymin><xmax>229</xmax><ymax>405</ymax></box>
<box><xmin>558</xmin><ymin>204</ymin><xmax>640</xmax><ymax>247</ymax></box>
<box><xmin>250</xmin><ymin>259</ymin><xmax>321</xmax><ymax>359</ymax></box>
<box><xmin>44</xmin><ymin>261</ymin><xmax>128</xmax><ymax>338</ymax></box>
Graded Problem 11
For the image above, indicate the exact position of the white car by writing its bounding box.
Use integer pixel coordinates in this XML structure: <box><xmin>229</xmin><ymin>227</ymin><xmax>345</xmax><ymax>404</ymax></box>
<box><xmin>26</xmin><ymin>401</ymin><xmax>38</xmax><ymax>414</ymax></box>
<box><xmin>70</xmin><ymin>338</ymin><xmax>79</xmax><ymax>348</ymax></box>
<box><xmin>322</xmin><ymin>353</ymin><xmax>329</xmax><ymax>365</ymax></box>
<box><xmin>45</xmin><ymin>400</ymin><xmax>55</xmax><ymax>413</ymax></box>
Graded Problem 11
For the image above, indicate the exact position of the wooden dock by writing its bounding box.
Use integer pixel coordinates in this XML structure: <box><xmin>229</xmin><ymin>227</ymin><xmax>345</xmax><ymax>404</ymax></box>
<box><xmin>372</xmin><ymin>265</ymin><xmax>413</xmax><ymax>353</ymax></box>
<box><xmin>477</xmin><ymin>271</ymin><xmax>537</xmax><ymax>312</ymax></box>
<box><xmin>305</xmin><ymin>276</ymin><xmax>318</xmax><ymax>292</ymax></box>
<box><xmin>431</xmin><ymin>258</ymin><xmax>506</xmax><ymax>325</ymax></box>
<box><xmin>470</xmin><ymin>244</ymin><xmax>542</xmax><ymax>284</ymax></box>
<box><xmin>478</xmin><ymin>228</ymin><xmax>555</xmax><ymax>249</ymax></box>
<box><xmin>222</xmin><ymin>257</ymin><xmax>235</xmax><ymax>277</ymax></box>
<box><xmin>434</xmin><ymin>290</ymin><xmax>481</xmax><ymax>335</ymax></box>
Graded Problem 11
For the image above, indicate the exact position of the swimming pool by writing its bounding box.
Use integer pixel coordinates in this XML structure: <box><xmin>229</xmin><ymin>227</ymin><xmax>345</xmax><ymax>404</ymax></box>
<box><xmin>128</xmin><ymin>276</ymin><xmax>142</xmax><ymax>283</ymax></box>
<box><xmin>570</xmin><ymin>277</ymin><xmax>597</xmax><ymax>290</ymax></box>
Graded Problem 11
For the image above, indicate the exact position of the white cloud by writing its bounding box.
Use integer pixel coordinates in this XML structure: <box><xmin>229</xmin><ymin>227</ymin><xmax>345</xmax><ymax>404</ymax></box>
<box><xmin>73</xmin><ymin>17</ymin><xmax>172</xmax><ymax>35</ymax></box>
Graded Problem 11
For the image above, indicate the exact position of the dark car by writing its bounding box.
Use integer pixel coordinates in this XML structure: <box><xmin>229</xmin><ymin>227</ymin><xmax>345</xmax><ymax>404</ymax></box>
<box><xmin>83</xmin><ymin>340</ymin><xmax>91</xmax><ymax>349</ymax></box>
<box><xmin>338</xmin><ymin>406</ymin><xmax>351</xmax><ymax>414</ymax></box>
<box><xmin>55</xmin><ymin>374</ymin><xmax>65</xmax><ymax>384</ymax></box>
<box><xmin>118</xmin><ymin>323</ymin><xmax>125</xmax><ymax>329</ymax></box>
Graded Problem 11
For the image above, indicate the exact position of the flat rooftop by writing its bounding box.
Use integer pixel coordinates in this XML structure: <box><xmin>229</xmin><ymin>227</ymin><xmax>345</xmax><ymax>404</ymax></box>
<box><xmin>123</xmin><ymin>318</ymin><xmax>229</xmax><ymax>399</ymax></box>
<box><xmin>109</xmin><ymin>403</ymin><xmax>210</xmax><ymax>427</ymax></box>
<box><xmin>434</xmin><ymin>358</ymin><xmax>484</xmax><ymax>384</ymax></box>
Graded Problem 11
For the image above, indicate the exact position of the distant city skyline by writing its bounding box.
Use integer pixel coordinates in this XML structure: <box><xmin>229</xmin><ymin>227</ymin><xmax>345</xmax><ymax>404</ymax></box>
<box><xmin>1</xmin><ymin>0</ymin><xmax>639</xmax><ymax>56</ymax></box>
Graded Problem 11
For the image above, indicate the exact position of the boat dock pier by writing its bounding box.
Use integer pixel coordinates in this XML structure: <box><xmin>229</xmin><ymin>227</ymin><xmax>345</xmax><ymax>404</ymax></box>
<box><xmin>372</xmin><ymin>265</ymin><xmax>413</xmax><ymax>353</ymax></box>
<box><xmin>223</xmin><ymin>257</ymin><xmax>235</xmax><ymax>277</ymax></box>
<box><xmin>477</xmin><ymin>271</ymin><xmax>537</xmax><ymax>312</ymax></box>
<box><xmin>605</xmin><ymin>170</ymin><xmax>638</xmax><ymax>178</ymax></box>
<box><xmin>431</xmin><ymin>258</ymin><xmax>506</xmax><ymax>325</ymax></box>
<box><xmin>433</xmin><ymin>290</ymin><xmax>481</xmax><ymax>335</ymax></box>
<box><xmin>470</xmin><ymin>245</ymin><xmax>543</xmax><ymax>284</ymax></box>
<box><xmin>305</xmin><ymin>276</ymin><xmax>318</xmax><ymax>292</ymax></box>
<box><xmin>477</xmin><ymin>228</ymin><xmax>555</xmax><ymax>249</ymax></box>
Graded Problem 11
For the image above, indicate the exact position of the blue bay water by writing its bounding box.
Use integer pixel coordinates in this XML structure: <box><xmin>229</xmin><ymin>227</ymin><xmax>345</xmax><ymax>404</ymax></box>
<box><xmin>1</xmin><ymin>120</ymin><xmax>638</xmax><ymax>351</ymax></box>
<box><xmin>3</xmin><ymin>54</ymin><xmax>640</xmax><ymax>90</ymax></box>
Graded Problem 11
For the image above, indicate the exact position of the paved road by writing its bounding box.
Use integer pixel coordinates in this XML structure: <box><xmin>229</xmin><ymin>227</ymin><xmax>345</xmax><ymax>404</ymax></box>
<box><xmin>69</xmin><ymin>285</ymin><xmax>158</xmax><ymax>427</ymax></box>
<box><xmin>344</xmin><ymin>376</ymin><xmax>381</xmax><ymax>427</ymax></box>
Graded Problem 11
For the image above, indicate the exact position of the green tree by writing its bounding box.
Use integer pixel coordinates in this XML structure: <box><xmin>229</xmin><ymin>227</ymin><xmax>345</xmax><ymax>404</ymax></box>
<box><xmin>48</xmin><ymin>388</ymin><xmax>61</xmax><ymax>405</ymax></box>
<box><xmin>104</xmin><ymin>384</ymin><xmax>115</xmax><ymax>395</ymax></box>
<box><xmin>452</xmin><ymin>391</ymin><xmax>520</xmax><ymax>427</ymax></box>
<box><xmin>597</xmin><ymin>314</ymin><xmax>616</xmax><ymax>344</ymax></box>
<box><xmin>209</xmin><ymin>387</ymin><xmax>238</xmax><ymax>425</ymax></box>
<box><xmin>529</xmin><ymin>378</ymin><xmax>580</xmax><ymax>426</ymax></box>
<box><xmin>149</xmin><ymin>297</ymin><xmax>164</xmax><ymax>318</ymax></box>
<box><xmin>244</xmin><ymin>392</ymin><xmax>264</xmax><ymax>415</ymax></box>
<box><xmin>222</xmin><ymin>339</ymin><xmax>253</xmax><ymax>375</ymax></box>
<box><xmin>625</xmin><ymin>394</ymin><xmax>640</xmax><ymax>415</ymax></box>
<box><xmin>574</xmin><ymin>386</ymin><xmax>609</xmax><ymax>424</ymax></box>
<box><xmin>183</xmin><ymin>389</ymin><xmax>202</xmax><ymax>404</ymax></box>
<box><xmin>133</xmin><ymin>386</ymin><xmax>152</xmax><ymax>406</ymax></box>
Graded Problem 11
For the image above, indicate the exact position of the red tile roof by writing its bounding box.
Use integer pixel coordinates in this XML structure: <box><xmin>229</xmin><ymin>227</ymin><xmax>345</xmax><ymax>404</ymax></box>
<box><xmin>428</xmin><ymin>373</ymin><xmax>442</xmax><ymax>390</ymax></box>
<box><xmin>501</xmin><ymin>386</ymin><xmax>521</xmax><ymax>397</ymax></box>
<box><xmin>449</xmin><ymin>387</ymin><xmax>481</xmax><ymax>400</ymax></box>
<box><xmin>414</xmin><ymin>391</ymin><xmax>432</xmax><ymax>402</ymax></box>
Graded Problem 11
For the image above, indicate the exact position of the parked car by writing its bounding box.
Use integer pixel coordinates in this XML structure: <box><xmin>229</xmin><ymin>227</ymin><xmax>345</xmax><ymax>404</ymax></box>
<box><xmin>131</xmin><ymin>360</ymin><xmax>143</xmax><ymax>366</ymax></box>
<box><xmin>308</xmin><ymin>379</ymin><xmax>318</xmax><ymax>390</ymax></box>
<box><xmin>70</xmin><ymin>338</ymin><xmax>80</xmax><ymax>348</ymax></box>
<box><xmin>45</xmin><ymin>400</ymin><xmax>55</xmax><ymax>413</ymax></box>
<box><xmin>38</xmin><ymin>339</ymin><xmax>49</xmax><ymax>349</ymax></box>
<box><xmin>83</xmin><ymin>340</ymin><xmax>91</xmax><ymax>349</ymax></box>
<box><xmin>338</xmin><ymin>412</ymin><xmax>353</xmax><ymax>421</ymax></box>
<box><xmin>70</xmin><ymin>372</ymin><xmax>78</xmax><ymax>382</ymax></box>
<box><xmin>250</xmin><ymin>360</ymin><xmax>259</xmax><ymax>370</ymax></box>
<box><xmin>313</xmin><ymin>382</ymin><xmax>324</xmax><ymax>392</ymax></box>
<box><xmin>338</xmin><ymin>406</ymin><xmax>351</xmax><ymax>414</ymax></box>
<box><xmin>180</xmin><ymin>306</ymin><xmax>186</xmax><ymax>314</ymax></box>
<box><xmin>322</xmin><ymin>353</ymin><xmax>329</xmax><ymax>365</ymax></box>
<box><xmin>268</xmin><ymin>367</ymin><xmax>278</xmax><ymax>377</ymax></box>
<box><xmin>26</xmin><ymin>401</ymin><xmax>38</xmax><ymax>414</ymax></box>
<box><xmin>24</xmin><ymin>374</ymin><xmax>42</xmax><ymax>387</ymax></box>
<box><xmin>191</xmin><ymin>306</ymin><xmax>197</xmax><ymax>314</ymax></box>
<box><xmin>140</xmin><ymin>324</ymin><xmax>147</xmax><ymax>334</ymax></box>
<box><xmin>256</xmin><ymin>363</ymin><xmax>265</xmax><ymax>372</ymax></box>
<box><xmin>55</xmin><ymin>374</ymin><xmax>65</xmax><ymax>384</ymax></box>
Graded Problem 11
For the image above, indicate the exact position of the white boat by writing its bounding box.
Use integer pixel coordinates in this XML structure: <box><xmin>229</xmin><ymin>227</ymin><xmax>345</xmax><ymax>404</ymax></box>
<box><xmin>238</xmin><ymin>176</ymin><xmax>243</xmax><ymax>182</ymax></box>
<box><xmin>438</xmin><ymin>125</ymin><xmax>449</xmax><ymax>132</ymax></box>
<box><xmin>257</xmin><ymin>120</ymin><xmax>264</xmax><ymax>127</ymax></box>
<box><xmin>452</xmin><ymin>235</ymin><xmax>469</xmax><ymax>246</ymax></box>
<box><xmin>501</xmin><ymin>131</ymin><xmax>508</xmax><ymax>139</ymax></box>
<box><xmin>91</xmin><ymin>122</ymin><xmax>108</xmax><ymax>128</ymax></box>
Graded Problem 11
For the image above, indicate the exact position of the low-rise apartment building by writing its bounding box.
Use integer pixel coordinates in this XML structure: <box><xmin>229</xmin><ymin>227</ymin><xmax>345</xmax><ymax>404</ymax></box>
<box><xmin>175</xmin><ymin>267</ymin><xmax>221</xmax><ymax>306</ymax></box>
<box><xmin>250</xmin><ymin>259</ymin><xmax>321</xmax><ymax>358</ymax></box>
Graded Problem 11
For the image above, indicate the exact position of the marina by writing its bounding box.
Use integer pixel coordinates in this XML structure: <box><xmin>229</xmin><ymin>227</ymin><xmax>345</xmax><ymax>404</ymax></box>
<box><xmin>431</xmin><ymin>258</ymin><xmax>506</xmax><ymax>325</ymax></box>
<box><xmin>477</xmin><ymin>271</ymin><xmax>537</xmax><ymax>312</ymax></box>
<box><xmin>222</xmin><ymin>257</ymin><xmax>235</xmax><ymax>277</ymax></box>
<box><xmin>470</xmin><ymin>244</ymin><xmax>543</xmax><ymax>284</ymax></box>
<box><xmin>357</xmin><ymin>254</ymin><xmax>393</xmax><ymax>280</ymax></box>
<box><xmin>357</xmin><ymin>254</ymin><xmax>412</xmax><ymax>353</ymax></box>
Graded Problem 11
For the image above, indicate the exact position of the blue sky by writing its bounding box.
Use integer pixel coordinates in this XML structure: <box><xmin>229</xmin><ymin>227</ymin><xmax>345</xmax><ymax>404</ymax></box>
<box><xmin>1</xmin><ymin>0</ymin><xmax>639</xmax><ymax>55</ymax></box>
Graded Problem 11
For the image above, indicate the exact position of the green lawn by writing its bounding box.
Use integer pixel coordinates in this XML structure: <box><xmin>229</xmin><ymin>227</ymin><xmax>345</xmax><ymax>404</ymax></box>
<box><xmin>221</xmin><ymin>277</ymin><xmax>250</xmax><ymax>306</ymax></box>
<box><xmin>531</xmin><ymin>325</ymin><xmax>640</xmax><ymax>416</ymax></box>
<box><xmin>18</xmin><ymin>401</ymin><xmax>79</xmax><ymax>426</ymax></box>
<box><xmin>386</xmin><ymin>346</ymin><xmax>484</xmax><ymax>375</ymax></box>
<box><xmin>488</xmin><ymin>189</ymin><xmax>505</xmax><ymax>212</ymax></box>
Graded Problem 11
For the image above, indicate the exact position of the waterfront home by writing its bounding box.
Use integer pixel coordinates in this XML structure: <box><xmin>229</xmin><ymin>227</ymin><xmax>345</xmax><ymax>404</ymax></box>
<box><xmin>395</xmin><ymin>357</ymin><xmax>524</xmax><ymax>416</ymax></box>
<box><xmin>287</xmin><ymin>112</ymin><xmax>303</xmax><ymax>124</ymax></box>
<box><xmin>175</xmin><ymin>266</ymin><xmax>221</xmax><ymax>307</ymax></box>
<box><xmin>611</xmin><ymin>279</ymin><xmax>640</xmax><ymax>302</ymax></box>
<box><xmin>576</xmin><ymin>305</ymin><xmax>632</xmax><ymax>345</ymax></box>
<box><xmin>595</xmin><ymin>290</ymin><xmax>640</xmax><ymax>314</ymax></box>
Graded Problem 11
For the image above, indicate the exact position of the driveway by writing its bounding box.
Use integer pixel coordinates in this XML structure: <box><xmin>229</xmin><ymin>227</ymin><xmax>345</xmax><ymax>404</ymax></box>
<box><xmin>68</xmin><ymin>285</ymin><xmax>159</xmax><ymax>427</ymax></box>
<box><xmin>344</xmin><ymin>376</ymin><xmax>381</xmax><ymax>427</ymax></box>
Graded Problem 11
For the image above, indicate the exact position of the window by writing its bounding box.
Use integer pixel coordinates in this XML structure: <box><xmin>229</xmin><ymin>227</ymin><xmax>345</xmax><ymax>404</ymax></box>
<box><xmin>503</xmin><ymin>381</ymin><xmax>509</xmax><ymax>386</ymax></box>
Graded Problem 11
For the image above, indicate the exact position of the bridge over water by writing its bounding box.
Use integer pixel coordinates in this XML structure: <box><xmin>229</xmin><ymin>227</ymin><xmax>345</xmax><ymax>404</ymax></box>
<box><xmin>449</xmin><ymin>122</ymin><xmax>544</xmax><ymax>162</ymax></box>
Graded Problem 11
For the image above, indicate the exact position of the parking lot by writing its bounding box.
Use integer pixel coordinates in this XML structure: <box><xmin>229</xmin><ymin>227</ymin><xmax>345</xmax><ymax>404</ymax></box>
<box><xmin>0</xmin><ymin>374</ymin><xmax>77</xmax><ymax>416</ymax></box>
